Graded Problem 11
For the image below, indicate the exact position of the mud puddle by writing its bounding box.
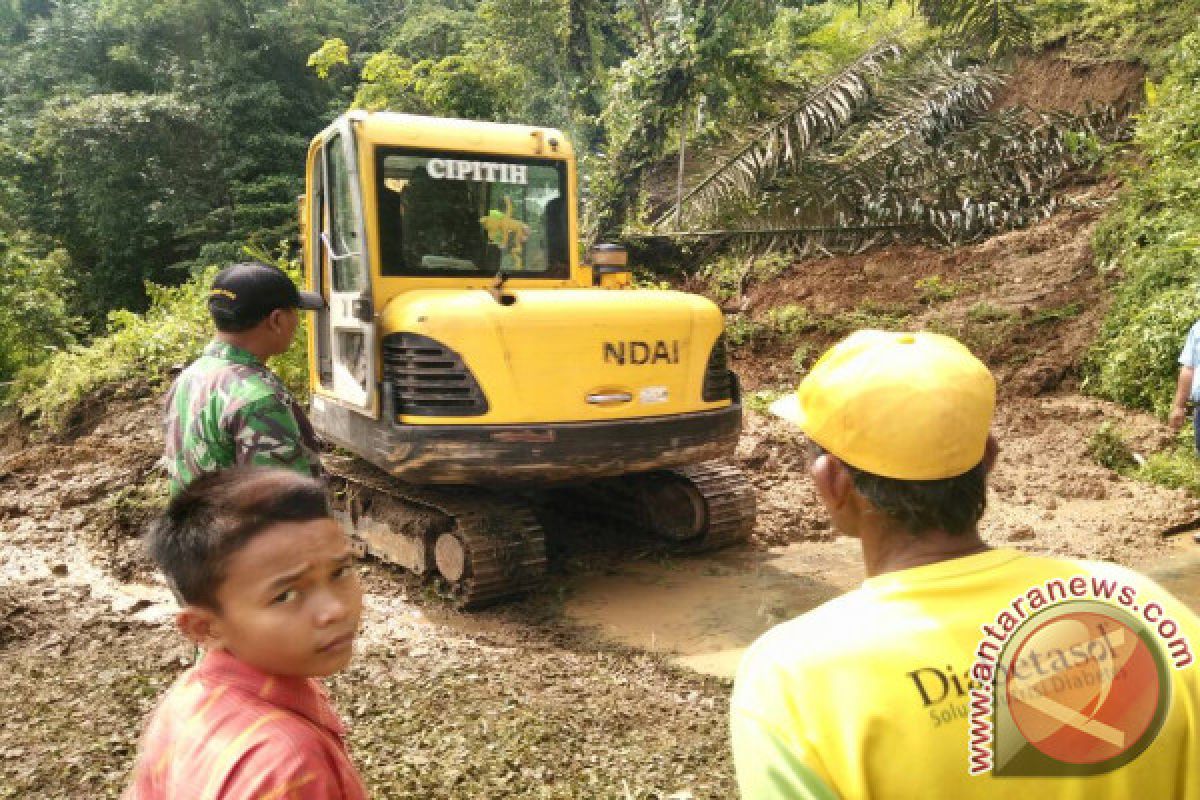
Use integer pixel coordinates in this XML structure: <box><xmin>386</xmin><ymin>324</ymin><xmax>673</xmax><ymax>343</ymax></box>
<box><xmin>563</xmin><ymin>538</ymin><xmax>864</xmax><ymax>678</ymax></box>
<box><xmin>565</xmin><ymin>536</ymin><xmax>1200</xmax><ymax>679</ymax></box>
<box><xmin>1138</xmin><ymin>536</ymin><xmax>1200</xmax><ymax>611</ymax></box>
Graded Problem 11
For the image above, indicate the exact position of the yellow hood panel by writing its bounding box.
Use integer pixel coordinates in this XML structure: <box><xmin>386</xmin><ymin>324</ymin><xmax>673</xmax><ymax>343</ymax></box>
<box><xmin>379</xmin><ymin>288</ymin><xmax>729</xmax><ymax>424</ymax></box>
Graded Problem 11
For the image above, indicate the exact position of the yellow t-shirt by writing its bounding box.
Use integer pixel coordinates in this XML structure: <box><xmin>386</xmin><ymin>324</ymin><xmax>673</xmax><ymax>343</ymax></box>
<box><xmin>731</xmin><ymin>548</ymin><xmax>1200</xmax><ymax>800</ymax></box>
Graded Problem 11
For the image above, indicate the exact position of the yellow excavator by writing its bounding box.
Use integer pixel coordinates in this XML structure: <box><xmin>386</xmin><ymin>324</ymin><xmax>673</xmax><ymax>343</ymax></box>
<box><xmin>301</xmin><ymin>110</ymin><xmax>754</xmax><ymax>606</ymax></box>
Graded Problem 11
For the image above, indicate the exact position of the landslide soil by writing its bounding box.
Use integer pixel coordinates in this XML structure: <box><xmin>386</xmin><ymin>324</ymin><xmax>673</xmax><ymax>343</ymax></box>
<box><xmin>3</xmin><ymin>53</ymin><xmax>1196</xmax><ymax>800</ymax></box>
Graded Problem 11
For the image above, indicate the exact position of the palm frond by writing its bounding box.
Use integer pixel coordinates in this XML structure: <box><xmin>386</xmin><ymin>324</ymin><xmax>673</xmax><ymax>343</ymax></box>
<box><xmin>833</xmin><ymin>54</ymin><xmax>1005</xmax><ymax>171</ymax></box>
<box><xmin>653</xmin><ymin>41</ymin><xmax>903</xmax><ymax>231</ymax></box>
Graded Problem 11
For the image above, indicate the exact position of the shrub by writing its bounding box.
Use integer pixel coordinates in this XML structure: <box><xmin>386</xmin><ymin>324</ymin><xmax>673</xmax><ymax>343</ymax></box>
<box><xmin>0</xmin><ymin>238</ymin><xmax>82</xmax><ymax>386</ymax></box>
<box><xmin>818</xmin><ymin>302</ymin><xmax>912</xmax><ymax>336</ymax></box>
<box><xmin>792</xmin><ymin>344</ymin><xmax>814</xmax><ymax>375</ymax></box>
<box><xmin>1087</xmin><ymin>287</ymin><xmax>1200</xmax><ymax>416</ymax></box>
<box><xmin>1030</xmin><ymin>302</ymin><xmax>1083</xmax><ymax>325</ymax></box>
<box><xmin>745</xmin><ymin>388</ymin><xmax>787</xmax><ymax>414</ymax></box>
<box><xmin>696</xmin><ymin>253</ymin><xmax>790</xmax><ymax>302</ymax></box>
<box><xmin>1084</xmin><ymin>29</ymin><xmax>1200</xmax><ymax>417</ymax></box>
<box><xmin>11</xmin><ymin>270</ymin><xmax>215</xmax><ymax>430</ymax></box>
<box><xmin>726</xmin><ymin>304</ymin><xmax>816</xmax><ymax>349</ymax></box>
<box><xmin>966</xmin><ymin>301</ymin><xmax>1012</xmax><ymax>324</ymax></box>
<box><xmin>726</xmin><ymin>313</ymin><xmax>767</xmax><ymax>348</ymax></box>
<box><xmin>10</xmin><ymin>259</ymin><xmax>310</xmax><ymax>432</ymax></box>
<box><xmin>1086</xmin><ymin>422</ymin><xmax>1138</xmax><ymax>472</ymax></box>
<box><xmin>914</xmin><ymin>275</ymin><xmax>962</xmax><ymax>305</ymax></box>
<box><xmin>1137</xmin><ymin>445</ymin><xmax>1200</xmax><ymax>494</ymax></box>
<box><xmin>766</xmin><ymin>305</ymin><xmax>817</xmax><ymax>338</ymax></box>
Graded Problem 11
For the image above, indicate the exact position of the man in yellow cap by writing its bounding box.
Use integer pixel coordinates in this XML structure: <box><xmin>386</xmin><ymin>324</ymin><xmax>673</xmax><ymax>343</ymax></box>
<box><xmin>731</xmin><ymin>329</ymin><xmax>1200</xmax><ymax>799</ymax></box>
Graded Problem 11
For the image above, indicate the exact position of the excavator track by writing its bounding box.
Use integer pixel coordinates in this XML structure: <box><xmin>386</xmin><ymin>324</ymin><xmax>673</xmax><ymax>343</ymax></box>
<box><xmin>566</xmin><ymin>460</ymin><xmax>756</xmax><ymax>552</ymax></box>
<box><xmin>667</xmin><ymin>461</ymin><xmax>757</xmax><ymax>552</ymax></box>
<box><xmin>325</xmin><ymin>456</ymin><xmax>547</xmax><ymax>609</ymax></box>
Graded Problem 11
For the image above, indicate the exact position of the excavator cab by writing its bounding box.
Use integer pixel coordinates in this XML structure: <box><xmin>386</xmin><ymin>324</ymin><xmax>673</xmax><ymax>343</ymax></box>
<box><xmin>301</xmin><ymin>111</ymin><xmax>754</xmax><ymax>606</ymax></box>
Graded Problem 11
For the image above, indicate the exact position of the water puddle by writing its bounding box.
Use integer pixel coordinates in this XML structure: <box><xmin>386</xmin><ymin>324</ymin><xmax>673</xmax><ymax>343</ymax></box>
<box><xmin>564</xmin><ymin>538</ymin><xmax>864</xmax><ymax>678</ymax></box>
<box><xmin>566</xmin><ymin>537</ymin><xmax>1200</xmax><ymax>679</ymax></box>
<box><xmin>1138</xmin><ymin>537</ymin><xmax>1200</xmax><ymax>612</ymax></box>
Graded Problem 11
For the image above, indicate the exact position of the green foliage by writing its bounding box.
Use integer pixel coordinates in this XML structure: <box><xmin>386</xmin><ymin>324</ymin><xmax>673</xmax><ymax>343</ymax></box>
<box><xmin>354</xmin><ymin>52</ymin><xmax>514</xmax><ymax>120</ymax></box>
<box><xmin>339</xmin><ymin>0</ymin><xmax>571</xmax><ymax>125</ymax></box>
<box><xmin>11</xmin><ymin>255</ymin><xmax>310</xmax><ymax>431</ymax></box>
<box><xmin>1086</xmin><ymin>422</ymin><xmax>1137</xmax><ymax>472</ymax></box>
<box><xmin>588</xmin><ymin>0</ymin><xmax>776</xmax><ymax>238</ymax></box>
<box><xmin>745</xmin><ymin>387</ymin><xmax>787</xmax><ymax>413</ymax></box>
<box><xmin>914</xmin><ymin>274</ymin><xmax>962</xmax><ymax>304</ymax></box>
<box><xmin>1030</xmin><ymin>302</ymin><xmax>1082</xmax><ymax>324</ymax></box>
<box><xmin>769</xmin><ymin>0</ymin><xmax>926</xmax><ymax>79</ymax></box>
<box><xmin>923</xmin><ymin>0</ymin><xmax>1034</xmax><ymax>57</ymax></box>
<box><xmin>386</xmin><ymin>2</ymin><xmax>479</xmax><ymax>62</ymax></box>
<box><xmin>696</xmin><ymin>252</ymin><xmax>790</xmax><ymax>301</ymax></box>
<box><xmin>1030</xmin><ymin>0</ymin><xmax>1200</xmax><ymax>71</ymax></box>
<box><xmin>966</xmin><ymin>300</ymin><xmax>1012</xmax><ymax>323</ymax></box>
<box><xmin>1137</xmin><ymin>441</ymin><xmax>1200</xmax><ymax>494</ymax></box>
<box><xmin>791</xmin><ymin>343</ymin><xmax>814</xmax><ymax>374</ymax></box>
<box><xmin>923</xmin><ymin>308</ymin><xmax>1015</xmax><ymax>358</ymax></box>
<box><xmin>725</xmin><ymin>313</ymin><xmax>766</xmax><ymax>348</ymax></box>
<box><xmin>1085</xmin><ymin>29</ymin><xmax>1200</xmax><ymax>416</ymax></box>
<box><xmin>819</xmin><ymin>301</ymin><xmax>912</xmax><ymax>335</ymax></box>
<box><xmin>768</xmin><ymin>304</ymin><xmax>818</xmax><ymax>337</ymax></box>
<box><xmin>308</xmin><ymin>37</ymin><xmax>350</xmax><ymax>80</ymax></box>
<box><xmin>0</xmin><ymin>234</ymin><xmax>81</xmax><ymax>383</ymax></box>
<box><xmin>1087</xmin><ymin>287</ymin><xmax>1200</xmax><ymax>414</ymax></box>
<box><xmin>0</xmin><ymin>0</ymin><xmax>359</xmax><ymax>320</ymax></box>
<box><xmin>32</xmin><ymin>92</ymin><xmax>220</xmax><ymax>315</ymax></box>
<box><xmin>659</xmin><ymin>42</ymin><xmax>1121</xmax><ymax>253</ymax></box>
<box><xmin>12</xmin><ymin>268</ymin><xmax>216</xmax><ymax>430</ymax></box>
<box><xmin>727</xmin><ymin>304</ymin><xmax>817</xmax><ymax>348</ymax></box>
<box><xmin>631</xmin><ymin>267</ymin><xmax>672</xmax><ymax>290</ymax></box>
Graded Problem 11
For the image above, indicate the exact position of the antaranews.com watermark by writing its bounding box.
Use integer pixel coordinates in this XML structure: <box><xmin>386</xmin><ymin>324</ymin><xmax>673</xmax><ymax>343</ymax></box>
<box><xmin>967</xmin><ymin>574</ymin><xmax>1193</xmax><ymax>777</ymax></box>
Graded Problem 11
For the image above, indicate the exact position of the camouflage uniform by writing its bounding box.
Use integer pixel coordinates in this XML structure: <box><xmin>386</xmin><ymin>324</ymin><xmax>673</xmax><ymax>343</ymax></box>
<box><xmin>164</xmin><ymin>341</ymin><xmax>321</xmax><ymax>496</ymax></box>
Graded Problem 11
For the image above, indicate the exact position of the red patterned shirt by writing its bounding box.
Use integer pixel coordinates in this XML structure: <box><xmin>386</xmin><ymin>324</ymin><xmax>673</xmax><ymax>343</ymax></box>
<box><xmin>124</xmin><ymin>650</ymin><xmax>367</xmax><ymax>800</ymax></box>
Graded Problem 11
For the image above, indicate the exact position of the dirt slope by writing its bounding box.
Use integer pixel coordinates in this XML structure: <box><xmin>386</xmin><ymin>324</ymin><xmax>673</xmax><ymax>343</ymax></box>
<box><xmin>732</xmin><ymin>178</ymin><xmax>1197</xmax><ymax>558</ymax></box>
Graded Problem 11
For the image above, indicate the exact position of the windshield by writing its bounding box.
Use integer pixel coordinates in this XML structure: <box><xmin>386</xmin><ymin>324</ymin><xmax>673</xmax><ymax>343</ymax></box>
<box><xmin>375</xmin><ymin>148</ymin><xmax>570</xmax><ymax>278</ymax></box>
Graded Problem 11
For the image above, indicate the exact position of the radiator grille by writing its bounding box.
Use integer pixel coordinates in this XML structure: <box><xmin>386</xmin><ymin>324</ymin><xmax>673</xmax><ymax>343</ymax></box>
<box><xmin>383</xmin><ymin>333</ymin><xmax>488</xmax><ymax>417</ymax></box>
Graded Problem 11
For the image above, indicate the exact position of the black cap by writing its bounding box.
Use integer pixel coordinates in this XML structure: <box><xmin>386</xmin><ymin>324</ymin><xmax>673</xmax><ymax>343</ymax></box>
<box><xmin>208</xmin><ymin>262</ymin><xmax>325</xmax><ymax>328</ymax></box>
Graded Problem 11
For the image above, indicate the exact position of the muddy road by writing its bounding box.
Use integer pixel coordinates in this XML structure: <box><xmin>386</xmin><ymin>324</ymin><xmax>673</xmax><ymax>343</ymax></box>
<box><xmin>2</xmin><ymin>387</ymin><xmax>1198</xmax><ymax>798</ymax></box>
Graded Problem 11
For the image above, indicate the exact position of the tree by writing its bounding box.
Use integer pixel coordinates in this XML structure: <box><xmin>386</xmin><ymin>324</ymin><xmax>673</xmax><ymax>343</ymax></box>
<box><xmin>588</xmin><ymin>0</ymin><xmax>775</xmax><ymax>239</ymax></box>
<box><xmin>33</xmin><ymin>93</ymin><xmax>220</xmax><ymax>315</ymax></box>
<box><xmin>0</xmin><ymin>0</ymin><xmax>367</xmax><ymax>321</ymax></box>
<box><xmin>919</xmin><ymin>0</ymin><xmax>1034</xmax><ymax>57</ymax></box>
<box><xmin>0</xmin><ymin>234</ymin><xmax>81</xmax><ymax>382</ymax></box>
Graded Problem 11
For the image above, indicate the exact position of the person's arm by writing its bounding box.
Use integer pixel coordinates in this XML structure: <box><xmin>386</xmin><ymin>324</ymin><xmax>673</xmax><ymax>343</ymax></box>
<box><xmin>731</xmin><ymin>708</ymin><xmax>841</xmax><ymax>800</ymax></box>
<box><xmin>227</xmin><ymin>394</ymin><xmax>321</xmax><ymax>478</ymax></box>
<box><xmin>1171</xmin><ymin>324</ymin><xmax>1200</xmax><ymax>431</ymax></box>
<box><xmin>1169</xmin><ymin>366</ymin><xmax>1194</xmax><ymax>431</ymax></box>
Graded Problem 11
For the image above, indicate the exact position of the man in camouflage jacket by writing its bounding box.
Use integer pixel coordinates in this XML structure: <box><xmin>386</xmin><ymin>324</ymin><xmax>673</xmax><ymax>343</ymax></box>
<box><xmin>164</xmin><ymin>262</ymin><xmax>325</xmax><ymax>496</ymax></box>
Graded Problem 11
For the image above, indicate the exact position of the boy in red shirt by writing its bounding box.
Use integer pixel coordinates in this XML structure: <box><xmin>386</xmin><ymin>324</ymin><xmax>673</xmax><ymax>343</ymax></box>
<box><xmin>125</xmin><ymin>467</ymin><xmax>367</xmax><ymax>799</ymax></box>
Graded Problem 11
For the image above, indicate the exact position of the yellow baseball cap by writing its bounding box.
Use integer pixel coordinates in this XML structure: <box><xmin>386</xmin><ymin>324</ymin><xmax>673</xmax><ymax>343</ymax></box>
<box><xmin>769</xmin><ymin>330</ymin><xmax>996</xmax><ymax>480</ymax></box>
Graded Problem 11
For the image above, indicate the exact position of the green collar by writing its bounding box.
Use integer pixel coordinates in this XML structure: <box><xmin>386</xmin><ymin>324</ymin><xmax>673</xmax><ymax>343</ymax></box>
<box><xmin>203</xmin><ymin>340</ymin><xmax>263</xmax><ymax>367</ymax></box>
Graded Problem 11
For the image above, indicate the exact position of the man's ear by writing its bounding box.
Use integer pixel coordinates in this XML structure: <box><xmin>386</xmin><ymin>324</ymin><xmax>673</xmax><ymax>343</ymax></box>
<box><xmin>265</xmin><ymin>308</ymin><xmax>288</xmax><ymax>334</ymax></box>
<box><xmin>811</xmin><ymin>453</ymin><xmax>854</xmax><ymax>511</ymax></box>
<box><xmin>176</xmin><ymin>606</ymin><xmax>223</xmax><ymax>649</ymax></box>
